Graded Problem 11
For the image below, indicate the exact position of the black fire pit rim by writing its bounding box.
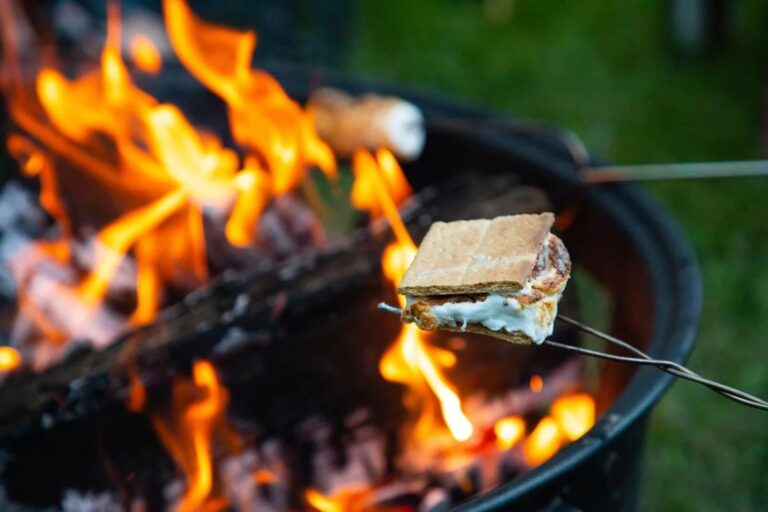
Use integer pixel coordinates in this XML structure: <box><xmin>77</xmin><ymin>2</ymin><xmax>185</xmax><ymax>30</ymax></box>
<box><xmin>261</xmin><ymin>62</ymin><xmax>703</xmax><ymax>509</ymax></box>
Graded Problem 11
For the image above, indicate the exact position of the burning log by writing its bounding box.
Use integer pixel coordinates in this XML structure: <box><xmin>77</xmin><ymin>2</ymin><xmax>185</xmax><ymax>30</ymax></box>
<box><xmin>0</xmin><ymin>175</ymin><xmax>553</xmax><ymax>440</ymax></box>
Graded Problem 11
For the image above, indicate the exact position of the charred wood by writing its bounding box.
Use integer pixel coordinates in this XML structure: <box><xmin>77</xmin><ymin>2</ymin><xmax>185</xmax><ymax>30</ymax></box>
<box><xmin>0</xmin><ymin>174</ymin><xmax>554</xmax><ymax>442</ymax></box>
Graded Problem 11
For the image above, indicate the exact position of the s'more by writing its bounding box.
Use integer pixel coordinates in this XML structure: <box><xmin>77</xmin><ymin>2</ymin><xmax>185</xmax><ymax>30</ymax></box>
<box><xmin>398</xmin><ymin>213</ymin><xmax>571</xmax><ymax>345</ymax></box>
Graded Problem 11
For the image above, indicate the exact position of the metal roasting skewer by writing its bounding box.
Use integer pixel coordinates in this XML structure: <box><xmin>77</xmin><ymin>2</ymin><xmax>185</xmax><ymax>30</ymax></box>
<box><xmin>580</xmin><ymin>160</ymin><xmax>768</xmax><ymax>184</ymax></box>
<box><xmin>424</xmin><ymin>118</ymin><xmax>768</xmax><ymax>184</ymax></box>
<box><xmin>376</xmin><ymin>303</ymin><xmax>768</xmax><ymax>411</ymax></box>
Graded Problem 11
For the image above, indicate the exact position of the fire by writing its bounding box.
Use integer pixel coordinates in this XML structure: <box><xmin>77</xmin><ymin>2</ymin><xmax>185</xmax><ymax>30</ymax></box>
<box><xmin>523</xmin><ymin>416</ymin><xmax>563</xmax><ymax>467</ymax></box>
<box><xmin>496</xmin><ymin>391</ymin><xmax>596</xmax><ymax>467</ymax></box>
<box><xmin>0</xmin><ymin>347</ymin><xmax>21</xmax><ymax>373</ymax></box>
<box><xmin>130</xmin><ymin>35</ymin><xmax>162</xmax><ymax>74</ymax></box>
<box><xmin>351</xmin><ymin>148</ymin><xmax>412</xmax><ymax>220</ymax></box>
<box><xmin>251</xmin><ymin>469</ymin><xmax>276</xmax><ymax>485</ymax></box>
<box><xmin>551</xmin><ymin>392</ymin><xmax>595</xmax><ymax>441</ymax></box>
<box><xmin>78</xmin><ymin>189</ymin><xmax>189</xmax><ymax>306</ymax></box>
<box><xmin>353</xmin><ymin>149</ymin><xmax>473</xmax><ymax>443</ymax></box>
<box><xmin>0</xmin><ymin>0</ymin><xmax>337</xmax><ymax>346</ymax></box>
<box><xmin>125</xmin><ymin>372</ymin><xmax>147</xmax><ymax>412</ymax></box>
<box><xmin>225</xmin><ymin>160</ymin><xmax>271</xmax><ymax>248</ymax></box>
<box><xmin>529</xmin><ymin>374</ymin><xmax>544</xmax><ymax>393</ymax></box>
<box><xmin>305</xmin><ymin>487</ymin><xmax>372</xmax><ymax>512</ymax></box>
<box><xmin>494</xmin><ymin>416</ymin><xmax>525</xmax><ymax>450</ymax></box>
<box><xmin>150</xmin><ymin>360</ymin><xmax>230</xmax><ymax>512</ymax></box>
<box><xmin>380</xmin><ymin>242</ymin><xmax>417</xmax><ymax>307</ymax></box>
<box><xmin>380</xmin><ymin>323</ymin><xmax>473</xmax><ymax>442</ymax></box>
<box><xmin>0</xmin><ymin>0</ymin><xmax>604</xmax><ymax>497</ymax></box>
<box><xmin>352</xmin><ymin>149</ymin><xmax>413</xmax><ymax>247</ymax></box>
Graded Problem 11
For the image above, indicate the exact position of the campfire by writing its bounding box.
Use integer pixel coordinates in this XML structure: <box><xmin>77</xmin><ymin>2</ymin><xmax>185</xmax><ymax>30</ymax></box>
<box><xmin>0</xmin><ymin>1</ymin><xmax>703</xmax><ymax>511</ymax></box>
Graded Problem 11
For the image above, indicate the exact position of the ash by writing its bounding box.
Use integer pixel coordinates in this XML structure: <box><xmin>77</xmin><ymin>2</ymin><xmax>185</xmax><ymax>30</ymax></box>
<box><xmin>61</xmin><ymin>491</ymin><xmax>123</xmax><ymax>512</ymax></box>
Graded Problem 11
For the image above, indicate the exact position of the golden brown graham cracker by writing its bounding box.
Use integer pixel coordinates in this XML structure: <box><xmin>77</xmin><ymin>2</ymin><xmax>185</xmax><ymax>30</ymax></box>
<box><xmin>444</xmin><ymin>324</ymin><xmax>535</xmax><ymax>345</ymax></box>
<box><xmin>397</xmin><ymin>213</ymin><xmax>554</xmax><ymax>296</ymax></box>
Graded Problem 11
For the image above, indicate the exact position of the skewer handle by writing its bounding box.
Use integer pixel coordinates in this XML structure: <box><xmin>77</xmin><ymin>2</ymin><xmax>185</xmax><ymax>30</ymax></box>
<box><xmin>583</xmin><ymin>160</ymin><xmax>768</xmax><ymax>183</ymax></box>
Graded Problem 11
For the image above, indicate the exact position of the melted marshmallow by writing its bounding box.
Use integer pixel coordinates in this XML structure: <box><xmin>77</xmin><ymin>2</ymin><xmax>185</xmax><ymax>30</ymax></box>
<box><xmin>427</xmin><ymin>292</ymin><xmax>561</xmax><ymax>344</ymax></box>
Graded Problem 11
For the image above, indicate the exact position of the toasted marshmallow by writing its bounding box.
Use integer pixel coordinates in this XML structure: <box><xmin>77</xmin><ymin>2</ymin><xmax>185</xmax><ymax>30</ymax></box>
<box><xmin>309</xmin><ymin>87</ymin><xmax>425</xmax><ymax>161</ymax></box>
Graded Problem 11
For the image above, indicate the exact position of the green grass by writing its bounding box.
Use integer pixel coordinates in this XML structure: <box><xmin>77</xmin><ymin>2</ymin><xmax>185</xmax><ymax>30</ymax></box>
<box><xmin>348</xmin><ymin>1</ymin><xmax>768</xmax><ymax>509</ymax></box>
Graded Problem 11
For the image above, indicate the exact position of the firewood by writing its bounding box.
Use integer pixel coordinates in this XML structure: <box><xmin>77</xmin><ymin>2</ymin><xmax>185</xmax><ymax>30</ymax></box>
<box><xmin>0</xmin><ymin>174</ymin><xmax>551</xmax><ymax>440</ymax></box>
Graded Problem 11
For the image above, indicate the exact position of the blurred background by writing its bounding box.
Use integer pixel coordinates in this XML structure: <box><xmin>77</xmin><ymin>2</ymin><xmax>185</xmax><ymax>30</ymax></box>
<box><xmin>3</xmin><ymin>0</ymin><xmax>768</xmax><ymax>509</ymax></box>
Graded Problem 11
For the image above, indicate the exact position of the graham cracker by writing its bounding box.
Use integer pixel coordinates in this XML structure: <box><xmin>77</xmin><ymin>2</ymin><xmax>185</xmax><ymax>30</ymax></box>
<box><xmin>398</xmin><ymin>213</ymin><xmax>554</xmax><ymax>296</ymax></box>
<box><xmin>443</xmin><ymin>324</ymin><xmax>535</xmax><ymax>345</ymax></box>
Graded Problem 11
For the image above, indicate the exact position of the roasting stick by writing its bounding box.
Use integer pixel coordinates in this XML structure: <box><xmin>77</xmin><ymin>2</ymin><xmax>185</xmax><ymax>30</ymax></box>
<box><xmin>376</xmin><ymin>303</ymin><xmax>768</xmax><ymax>411</ymax></box>
<box><xmin>426</xmin><ymin>119</ymin><xmax>768</xmax><ymax>184</ymax></box>
<box><xmin>581</xmin><ymin>160</ymin><xmax>768</xmax><ymax>184</ymax></box>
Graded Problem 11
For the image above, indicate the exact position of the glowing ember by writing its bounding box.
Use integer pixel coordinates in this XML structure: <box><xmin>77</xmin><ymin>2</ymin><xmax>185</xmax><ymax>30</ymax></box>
<box><xmin>305</xmin><ymin>487</ymin><xmax>372</xmax><ymax>512</ymax></box>
<box><xmin>0</xmin><ymin>347</ymin><xmax>21</xmax><ymax>373</ymax></box>
<box><xmin>551</xmin><ymin>392</ymin><xmax>595</xmax><ymax>441</ymax></box>
<box><xmin>251</xmin><ymin>469</ymin><xmax>276</xmax><ymax>485</ymax></box>
<box><xmin>523</xmin><ymin>416</ymin><xmax>563</xmax><ymax>467</ymax></box>
<box><xmin>494</xmin><ymin>416</ymin><xmax>525</xmax><ymax>450</ymax></box>
<box><xmin>129</xmin><ymin>34</ymin><xmax>162</xmax><ymax>74</ymax></box>
<box><xmin>529</xmin><ymin>374</ymin><xmax>544</xmax><ymax>393</ymax></box>
<box><xmin>125</xmin><ymin>373</ymin><xmax>147</xmax><ymax>413</ymax></box>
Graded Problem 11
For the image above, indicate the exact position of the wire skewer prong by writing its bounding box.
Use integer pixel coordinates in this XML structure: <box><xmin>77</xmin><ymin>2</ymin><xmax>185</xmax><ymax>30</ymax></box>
<box><xmin>553</xmin><ymin>315</ymin><xmax>768</xmax><ymax>411</ymax></box>
<box><xmin>376</xmin><ymin>302</ymin><xmax>768</xmax><ymax>411</ymax></box>
<box><xmin>425</xmin><ymin>118</ymin><xmax>768</xmax><ymax>184</ymax></box>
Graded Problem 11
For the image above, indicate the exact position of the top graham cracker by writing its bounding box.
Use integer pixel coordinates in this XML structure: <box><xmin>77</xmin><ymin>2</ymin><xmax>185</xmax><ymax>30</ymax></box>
<box><xmin>397</xmin><ymin>213</ymin><xmax>554</xmax><ymax>296</ymax></box>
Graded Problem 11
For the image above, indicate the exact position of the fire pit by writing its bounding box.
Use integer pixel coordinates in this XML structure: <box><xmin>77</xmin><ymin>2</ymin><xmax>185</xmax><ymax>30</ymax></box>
<box><xmin>0</xmin><ymin>2</ymin><xmax>701</xmax><ymax>511</ymax></box>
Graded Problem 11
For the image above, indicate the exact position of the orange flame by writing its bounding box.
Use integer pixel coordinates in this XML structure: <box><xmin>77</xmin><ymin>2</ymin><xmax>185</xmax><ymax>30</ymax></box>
<box><xmin>0</xmin><ymin>0</ymin><xmax>599</xmax><ymax>489</ymax></box>
<box><xmin>529</xmin><ymin>374</ymin><xmax>544</xmax><ymax>393</ymax></box>
<box><xmin>125</xmin><ymin>372</ymin><xmax>147</xmax><ymax>412</ymax></box>
<box><xmin>7</xmin><ymin>136</ymin><xmax>71</xmax><ymax>257</ymax></box>
<box><xmin>305</xmin><ymin>487</ymin><xmax>372</xmax><ymax>512</ymax></box>
<box><xmin>522</xmin><ymin>393</ymin><xmax>596</xmax><ymax>466</ymax></box>
<box><xmin>351</xmin><ymin>148</ymin><xmax>411</xmax><ymax>220</ymax></box>
<box><xmin>130</xmin><ymin>35</ymin><xmax>162</xmax><ymax>74</ymax></box>
<box><xmin>0</xmin><ymin>347</ymin><xmax>21</xmax><ymax>373</ymax></box>
<box><xmin>0</xmin><ymin>0</ymin><xmax>339</xmax><ymax>343</ymax></box>
<box><xmin>380</xmin><ymin>323</ymin><xmax>473</xmax><ymax>442</ymax></box>
<box><xmin>251</xmin><ymin>469</ymin><xmax>276</xmax><ymax>485</ymax></box>
<box><xmin>225</xmin><ymin>161</ymin><xmax>271</xmax><ymax>247</ymax></box>
<box><xmin>551</xmin><ymin>392</ymin><xmax>595</xmax><ymax>441</ymax></box>
<box><xmin>352</xmin><ymin>149</ymin><xmax>413</xmax><ymax>249</ymax></box>
<box><xmin>523</xmin><ymin>416</ymin><xmax>563</xmax><ymax>467</ymax></box>
<box><xmin>151</xmin><ymin>360</ymin><xmax>229</xmax><ymax>512</ymax></box>
<box><xmin>163</xmin><ymin>0</ymin><xmax>336</xmax><ymax>193</ymax></box>
<box><xmin>494</xmin><ymin>415</ymin><xmax>525</xmax><ymax>450</ymax></box>
<box><xmin>78</xmin><ymin>189</ymin><xmax>188</xmax><ymax>305</ymax></box>
<box><xmin>353</xmin><ymin>148</ymin><xmax>473</xmax><ymax>443</ymax></box>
